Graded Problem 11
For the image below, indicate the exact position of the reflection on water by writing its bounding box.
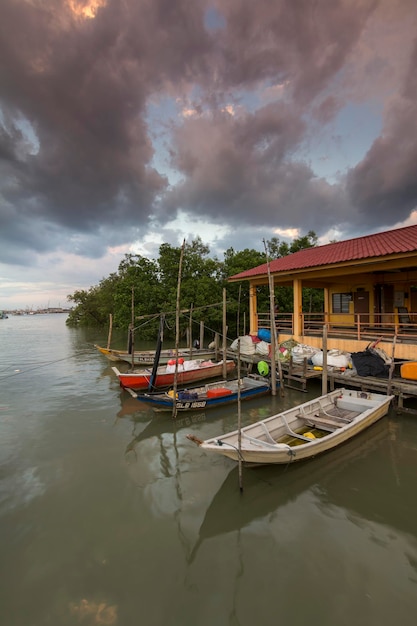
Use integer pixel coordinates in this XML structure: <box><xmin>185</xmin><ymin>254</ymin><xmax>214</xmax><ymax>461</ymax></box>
<box><xmin>1</xmin><ymin>315</ymin><xmax>417</xmax><ymax>625</ymax></box>
<box><xmin>190</xmin><ymin>419</ymin><xmax>394</xmax><ymax>547</ymax></box>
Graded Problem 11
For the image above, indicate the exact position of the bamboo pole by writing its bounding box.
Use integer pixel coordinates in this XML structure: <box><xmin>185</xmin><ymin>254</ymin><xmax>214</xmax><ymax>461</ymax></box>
<box><xmin>263</xmin><ymin>239</ymin><xmax>284</xmax><ymax>396</ymax></box>
<box><xmin>237</xmin><ymin>339</ymin><xmax>243</xmax><ymax>492</ymax></box>
<box><xmin>321</xmin><ymin>325</ymin><xmax>328</xmax><ymax>392</ymax></box>
<box><xmin>189</xmin><ymin>303</ymin><xmax>193</xmax><ymax>357</ymax></box>
<box><xmin>148</xmin><ymin>314</ymin><xmax>164</xmax><ymax>391</ymax></box>
<box><xmin>222</xmin><ymin>287</ymin><xmax>228</xmax><ymax>379</ymax></box>
<box><xmin>172</xmin><ymin>240</ymin><xmax>186</xmax><ymax>419</ymax></box>
<box><xmin>106</xmin><ymin>313</ymin><xmax>113</xmax><ymax>350</ymax></box>
<box><xmin>237</xmin><ymin>284</ymin><xmax>241</xmax><ymax>338</ymax></box>
<box><xmin>130</xmin><ymin>287</ymin><xmax>135</xmax><ymax>370</ymax></box>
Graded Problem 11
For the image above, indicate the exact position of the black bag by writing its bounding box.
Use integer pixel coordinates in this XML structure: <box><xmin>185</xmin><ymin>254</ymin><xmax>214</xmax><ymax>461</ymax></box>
<box><xmin>351</xmin><ymin>349</ymin><xmax>390</xmax><ymax>378</ymax></box>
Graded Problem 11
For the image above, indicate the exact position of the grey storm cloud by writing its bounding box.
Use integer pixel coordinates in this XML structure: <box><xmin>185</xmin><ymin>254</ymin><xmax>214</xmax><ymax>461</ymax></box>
<box><xmin>1</xmin><ymin>0</ymin><xmax>417</xmax><ymax>266</ymax></box>
<box><xmin>347</xmin><ymin>38</ymin><xmax>417</xmax><ymax>225</ymax></box>
<box><xmin>162</xmin><ymin>101</ymin><xmax>351</xmax><ymax>230</ymax></box>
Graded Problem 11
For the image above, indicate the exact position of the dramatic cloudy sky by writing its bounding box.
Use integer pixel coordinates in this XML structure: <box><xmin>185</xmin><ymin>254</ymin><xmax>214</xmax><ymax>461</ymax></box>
<box><xmin>1</xmin><ymin>0</ymin><xmax>417</xmax><ymax>309</ymax></box>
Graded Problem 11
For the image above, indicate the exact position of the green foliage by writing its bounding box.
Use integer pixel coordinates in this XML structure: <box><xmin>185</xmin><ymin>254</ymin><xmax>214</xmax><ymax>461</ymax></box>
<box><xmin>290</xmin><ymin>230</ymin><xmax>318</xmax><ymax>252</ymax></box>
<box><xmin>66</xmin><ymin>232</ymin><xmax>323</xmax><ymax>335</ymax></box>
<box><xmin>221</xmin><ymin>247</ymin><xmax>267</xmax><ymax>336</ymax></box>
<box><xmin>265</xmin><ymin>231</ymin><xmax>322</xmax><ymax>313</ymax></box>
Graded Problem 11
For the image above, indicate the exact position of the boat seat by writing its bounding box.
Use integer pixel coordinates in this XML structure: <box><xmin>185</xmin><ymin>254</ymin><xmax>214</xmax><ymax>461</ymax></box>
<box><xmin>242</xmin><ymin>433</ymin><xmax>291</xmax><ymax>450</ymax></box>
<box><xmin>280</xmin><ymin>413</ymin><xmax>316</xmax><ymax>442</ymax></box>
<box><xmin>317</xmin><ymin>403</ymin><xmax>360</xmax><ymax>423</ymax></box>
<box><xmin>259</xmin><ymin>422</ymin><xmax>278</xmax><ymax>445</ymax></box>
<box><xmin>314</xmin><ymin>402</ymin><xmax>360</xmax><ymax>424</ymax></box>
<box><xmin>296</xmin><ymin>412</ymin><xmax>342</xmax><ymax>431</ymax></box>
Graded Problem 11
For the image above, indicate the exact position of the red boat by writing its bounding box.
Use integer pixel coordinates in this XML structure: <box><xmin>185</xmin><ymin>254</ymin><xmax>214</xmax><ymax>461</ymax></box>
<box><xmin>112</xmin><ymin>359</ymin><xmax>236</xmax><ymax>390</ymax></box>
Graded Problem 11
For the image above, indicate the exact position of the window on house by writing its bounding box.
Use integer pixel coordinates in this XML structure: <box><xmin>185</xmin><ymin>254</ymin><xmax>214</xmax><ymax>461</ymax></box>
<box><xmin>332</xmin><ymin>293</ymin><xmax>351</xmax><ymax>313</ymax></box>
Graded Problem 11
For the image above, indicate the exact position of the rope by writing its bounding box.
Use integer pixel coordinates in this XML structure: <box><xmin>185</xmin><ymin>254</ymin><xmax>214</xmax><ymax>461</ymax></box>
<box><xmin>0</xmin><ymin>350</ymin><xmax>93</xmax><ymax>381</ymax></box>
<box><xmin>216</xmin><ymin>439</ymin><xmax>246</xmax><ymax>462</ymax></box>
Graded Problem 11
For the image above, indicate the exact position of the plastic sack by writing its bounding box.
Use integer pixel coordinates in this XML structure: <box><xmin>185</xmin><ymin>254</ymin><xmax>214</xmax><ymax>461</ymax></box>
<box><xmin>183</xmin><ymin>359</ymin><xmax>201</xmax><ymax>371</ymax></box>
<box><xmin>311</xmin><ymin>350</ymin><xmax>350</xmax><ymax>368</ymax></box>
<box><xmin>255</xmin><ymin>340</ymin><xmax>270</xmax><ymax>356</ymax></box>
<box><xmin>229</xmin><ymin>336</ymin><xmax>256</xmax><ymax>355</ymax></box>
<box><xmin>291</xmin><ymin>344</ymin><xmax>320</xmax><ymax>364</ymax></box>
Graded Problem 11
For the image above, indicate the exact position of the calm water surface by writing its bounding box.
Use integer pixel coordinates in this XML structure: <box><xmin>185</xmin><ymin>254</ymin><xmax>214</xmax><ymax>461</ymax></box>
<box><xmin>1</xmin><ymin>314</ymin><xmax>417</xmax><ymax>626</ymax></box>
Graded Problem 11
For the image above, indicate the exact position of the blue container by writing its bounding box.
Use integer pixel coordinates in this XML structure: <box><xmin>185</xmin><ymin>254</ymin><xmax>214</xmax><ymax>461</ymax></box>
<box><xmin>258</xmin><ymin>328</ymin><xmax>271</xmax><ymax>343</ymax></box>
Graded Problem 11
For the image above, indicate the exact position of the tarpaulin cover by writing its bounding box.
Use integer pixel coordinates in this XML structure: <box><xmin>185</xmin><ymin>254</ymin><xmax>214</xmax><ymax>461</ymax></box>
<box><xmin>351</xmin><ymin>349</ymin><xmax>390</xmax><ymax>378</ymax></box>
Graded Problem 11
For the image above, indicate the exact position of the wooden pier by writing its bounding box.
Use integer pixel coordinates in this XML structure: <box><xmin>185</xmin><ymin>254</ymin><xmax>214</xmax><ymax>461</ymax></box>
<box><xmin>327</xmin><ymin>371</ymin><xmax>417</xmax><ymax>415</ymax></box>
<box><xmin>229</xmin><ymin>351</ymin><xmax>417</xmax><ymax>415</ymax></box>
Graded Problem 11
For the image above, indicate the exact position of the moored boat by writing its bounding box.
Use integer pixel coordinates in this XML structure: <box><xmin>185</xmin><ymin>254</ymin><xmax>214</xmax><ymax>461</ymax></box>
<box><xmin>129</xmin><ymin>375</ymin><xmax>271</xmax><ymax>412</ymax></box>
<box><xmin>112</xmin><ymin>358</ymin><xmax>236</xmax><ymax>390</ymax></box>
<box><xmin>95</xmin><ymin>345</ymin><xmax>125</xmax><ymax>361</ymax></box>
<box><xmin>187</xmin><ymin>388</ymin><xmax>393</xmax><ymax>465</ymax></box>
<box><xmin>95</xmin><ymin>343</ymin><xmax>216</xmax><ymax>365</ymax></box>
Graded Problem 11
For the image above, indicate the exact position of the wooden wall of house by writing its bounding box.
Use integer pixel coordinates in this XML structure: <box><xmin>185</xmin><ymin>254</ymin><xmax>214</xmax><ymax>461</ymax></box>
<box><xmin>328</xmin><ymin>271</ymin><xmax>417</xmax><ymax>325</ymax></box>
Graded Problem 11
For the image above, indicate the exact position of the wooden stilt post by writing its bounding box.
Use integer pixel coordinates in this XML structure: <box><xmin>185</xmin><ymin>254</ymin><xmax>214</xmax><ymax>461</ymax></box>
<box><xmin>387</xmin><ymin>335</ymin><xmax>397</xmax><ymax>396</ymax></box>
<box><xmin>199</xmin><ymin>320</ymin><xmax>204</xmax><ymax>350</ymax></box>
<box><xmin>237</xmin><ymin>284</ymin><xmax>241</xmax><ymax>338</ymax></box>
<box><xmin>189</xmin><ymin>304</ymin><xmax>193</xmax><ymax>357</ymax></box>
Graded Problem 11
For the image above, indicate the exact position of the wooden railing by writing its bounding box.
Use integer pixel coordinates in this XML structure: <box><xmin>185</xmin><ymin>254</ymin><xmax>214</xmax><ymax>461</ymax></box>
<box><xmin>257</xmin><ymin>312</ymin><xmax>417</xmax><ymax>342</ymax></box>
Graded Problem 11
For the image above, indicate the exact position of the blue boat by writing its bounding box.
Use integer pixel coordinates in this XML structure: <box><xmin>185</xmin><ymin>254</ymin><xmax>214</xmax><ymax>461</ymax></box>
<box><xmin>128</xmin><ymin>375</ymin><xmax>271</xmax><ymax>412</ymax></box>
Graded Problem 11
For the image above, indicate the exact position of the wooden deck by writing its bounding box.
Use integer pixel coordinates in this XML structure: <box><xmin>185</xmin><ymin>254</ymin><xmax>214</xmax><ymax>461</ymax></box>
<box><xmin>327</xmin><ymin>372</ymin><xmax>417</xmax><ymax>415</ymax></box>
<box><xmin>228</xmin><ymin>351</ymin><xmax>417</xmax><ymax>415</ymax></box>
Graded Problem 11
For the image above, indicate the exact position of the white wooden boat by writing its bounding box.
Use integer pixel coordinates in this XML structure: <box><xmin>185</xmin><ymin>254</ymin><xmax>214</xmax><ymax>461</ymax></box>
<box><xmin>187</xmin><ymin>388</ymin><xmax>394</xmax><ymax>465</ymax></box>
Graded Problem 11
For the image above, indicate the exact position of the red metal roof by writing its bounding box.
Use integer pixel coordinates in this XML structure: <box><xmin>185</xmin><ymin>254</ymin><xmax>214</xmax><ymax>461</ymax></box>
<box><xmin>229</xmin><ymin>224</ymin><xmax>417</xmax><ymax>280</ymax></box>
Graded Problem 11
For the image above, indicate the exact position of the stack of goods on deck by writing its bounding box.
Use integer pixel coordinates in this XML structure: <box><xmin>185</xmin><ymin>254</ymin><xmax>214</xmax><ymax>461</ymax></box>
<box><xmin>229</xmin><ymin>331</ymin><xmax>399</xmax><ymax>379</ymax></box>
<box><xmin>229</xmin><ymin>329</ymin><xmax>277</xmax><ymax>359</ymax></box>
<box><xmin>229</xmin><ymin>331</ymin><xmax>321</xmax><ymax>363</ymax></box>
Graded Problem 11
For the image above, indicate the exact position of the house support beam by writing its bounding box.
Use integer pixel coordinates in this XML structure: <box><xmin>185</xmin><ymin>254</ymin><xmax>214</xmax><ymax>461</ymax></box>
<box><xmin>293</xmin><ymin>279</ymin><xmax>303</xmax><ymax>336</ymax></box>
<box><xmin>249</xmin><ymin>283</ymin><xmax>258</xmax><ymax>335</ymax></box>
<box><xmin>324</xmin><ymin>286</ymin><xmax>330</xmax><ymax>325</ymax></box>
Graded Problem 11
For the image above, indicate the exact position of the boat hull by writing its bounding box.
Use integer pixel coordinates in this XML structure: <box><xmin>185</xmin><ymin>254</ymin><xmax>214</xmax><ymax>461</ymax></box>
<box><xmin>191</xmin><ymin>388</ymin><xmax>393</xmax><ymax>465</ymax></box>
<box><xmin>95</xmin><ymin>344</ymin><xmax>216</xmax><ymax>365</ymax></box>
<box><xmin>136</xmin><ymin>376</ymin><xmax>270</xmax><ymax>411</ymax></box>
<box><xmin>112</xmin><ymin>360</ymin><xmax>236</xmax><ymax>390</ymax></box>
<box><xmin>95</xmin><ymin>345</ymin><xmax>123</xmax><ymax>362</ymax></box>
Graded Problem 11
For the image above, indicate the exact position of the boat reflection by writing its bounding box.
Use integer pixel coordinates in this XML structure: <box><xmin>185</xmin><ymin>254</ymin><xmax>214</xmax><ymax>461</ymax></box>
<box><xmin>123</xmin><ymin>411</ymin><xmax>209</xmax><ymax>456</ymax></box>
<box><xmin>189</xmin><ymin>417</ymin><xmax>414</xmax><ymax>561</ymax></box>
<box><xmin>116</xmin><ymin>393</ymin><xmax>154</xmax><ymax>418</ymax></box>
<box><xmin>118</xmin><ymin>394</ymin><xmax>282</xmax><ymax>454</ymax></box>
